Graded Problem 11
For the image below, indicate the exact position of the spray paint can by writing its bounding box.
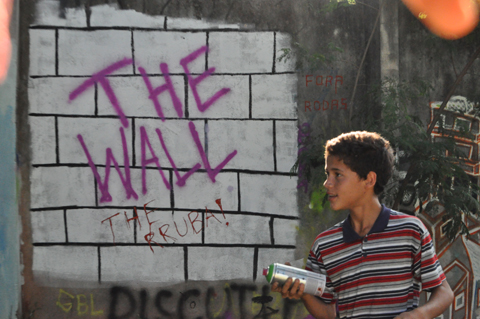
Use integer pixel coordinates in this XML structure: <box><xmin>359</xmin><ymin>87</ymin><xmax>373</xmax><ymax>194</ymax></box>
<box><xmin>263</xmin><ymin>263</ymin><xmax>326</xmax><ymax>297</ymax></box>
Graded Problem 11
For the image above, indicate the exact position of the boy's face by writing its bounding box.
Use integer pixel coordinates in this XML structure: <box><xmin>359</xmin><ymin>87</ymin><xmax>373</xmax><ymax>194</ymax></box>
<box><xmin>323</xmin><ymin>155</ymin><xmax>370</xmax><ymax>211</ymax></box>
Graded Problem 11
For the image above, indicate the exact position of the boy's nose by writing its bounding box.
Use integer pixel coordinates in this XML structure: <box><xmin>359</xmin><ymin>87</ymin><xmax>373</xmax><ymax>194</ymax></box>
<box><xmin>324</xmin><ymin>178</ymin><xmax>332</xmax><ymax>188</ymax></box>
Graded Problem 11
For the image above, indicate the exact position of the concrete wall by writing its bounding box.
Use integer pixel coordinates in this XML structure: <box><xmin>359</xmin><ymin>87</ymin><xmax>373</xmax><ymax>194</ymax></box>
<box><xmin>12</xmin><ymin>0</ymin><xmax>480</xmax><ymax>318</ymax></box>
<box><xmin>20</xmin><ymin>1</ymin><xmax>307</xmax><ymax>318</ymax></box>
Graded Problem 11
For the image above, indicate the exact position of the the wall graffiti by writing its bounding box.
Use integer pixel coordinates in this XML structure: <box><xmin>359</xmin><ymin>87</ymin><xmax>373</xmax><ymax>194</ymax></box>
<box><xmin>27</xmin><ymin>5</ymin><xmax>299</xmax><ymax>318</ymax></box>
<box><xmin>70</xmin><ymin>46</ymin><xmax>237</xmax><ymax>203</ymax></box>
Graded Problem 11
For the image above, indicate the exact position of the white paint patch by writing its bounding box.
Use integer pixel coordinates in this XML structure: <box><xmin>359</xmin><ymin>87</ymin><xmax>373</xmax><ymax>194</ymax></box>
<box><xmin>90</xmin><ymin>5</ymin><xmax>165</xmax><ymax>28</ymax></box>
<box><xmin>29</xmin><ymin>2</ymin><xmax>298</xmax><ymax>286</ymax></box>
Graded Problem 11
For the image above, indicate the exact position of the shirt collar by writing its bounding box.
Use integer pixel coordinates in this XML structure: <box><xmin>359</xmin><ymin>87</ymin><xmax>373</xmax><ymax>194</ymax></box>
<box><xmin>342</xmin><ymin>204</ymin><xmax>391</xmax><ymax>243</ymax></box>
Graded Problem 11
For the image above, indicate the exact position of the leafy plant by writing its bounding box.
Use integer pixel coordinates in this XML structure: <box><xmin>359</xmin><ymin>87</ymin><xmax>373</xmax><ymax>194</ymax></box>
<box><xmin>285</xmin><ymin>0</ymin><xmax>480</xmax><ymax>242</ymax></box>
<box><xmin>295</xmin><ymin>77</ymin><xmax>480</xmax><ymax>241</ymax></box>
<box><xmin>278</xmin><ymin>42</ymin><xmax>344</xmax><ymax>72</ymax></box>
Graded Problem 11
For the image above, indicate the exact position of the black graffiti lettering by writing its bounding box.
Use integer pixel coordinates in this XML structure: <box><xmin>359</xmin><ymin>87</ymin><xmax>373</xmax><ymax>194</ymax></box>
<box><xmin>205</xmin><ymin>286</ymin><xmax>232</xmax><ymax>319</ymax></box>
<box><xmin>178</xmin><ymin>289</ymin><xmax>202</xmax><ymax>319</ymax></box>
<box><xmin>140</xmin><ymin>289</ymin><xmax>148</xmax><ymax>319</ymax></box>
<box><xmin>155</xmin><ymin>290</ymin><xmax>174</xmax><ymax>318</ymax></box>
<box><xmin>205</xmin><ymin>288</ymin><xmax>216</xmax><ymax>319</ymax></box>
<box><xmin>224</xmin><ymin>285</ymin><xmax>233</xmax><ymax>312</ymax></box>
<box><xmin>104</xmin><ymin>283</ymin><xmax>307</xmax><ymax>319</ymax></box>
<box><xmin>252</xmin><ymin>285</ymin><xmax>279</xmax><ymax>319</ymax></box>
<box><xmin>230</xmin><ymin>284</ymin><xmax>257</xmax><ymax>319</ymax></box>
<box><xmin>108</xmin><ymin>286</ymin><xmax>136</xmax><ymax>319</ymax></box>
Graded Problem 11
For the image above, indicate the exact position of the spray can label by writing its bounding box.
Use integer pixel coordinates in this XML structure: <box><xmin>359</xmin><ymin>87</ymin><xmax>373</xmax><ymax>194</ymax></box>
<box><xmin>263</xmin><ymin>263</ymin><xmax>326</xmax><ymax>297</ymax></box>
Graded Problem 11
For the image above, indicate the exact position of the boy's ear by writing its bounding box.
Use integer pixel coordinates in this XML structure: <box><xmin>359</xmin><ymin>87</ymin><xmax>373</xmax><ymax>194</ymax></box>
<box><xmin>365</xmin><ymin>171</ymin><xmax>377</xmax><ymax>189</ymax></box>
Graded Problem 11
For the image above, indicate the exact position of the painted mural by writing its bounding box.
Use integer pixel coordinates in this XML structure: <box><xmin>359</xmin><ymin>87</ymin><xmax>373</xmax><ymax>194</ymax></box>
<box><xmin>411</xmin><ymin>97</ymin><xmax>480</xmax><ymax>319</ymax></box>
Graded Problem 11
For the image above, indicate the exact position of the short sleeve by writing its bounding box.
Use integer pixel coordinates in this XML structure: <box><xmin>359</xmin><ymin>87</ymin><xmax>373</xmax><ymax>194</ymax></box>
<box><xmin>413</xmin><ymin>222</ymin><xmax>446</xmax><ymax>291</ymax></box>
<box><xmin>305</xmin><ymin>246</ymin><xmax>335</xmax><ymax>303</ymax></box>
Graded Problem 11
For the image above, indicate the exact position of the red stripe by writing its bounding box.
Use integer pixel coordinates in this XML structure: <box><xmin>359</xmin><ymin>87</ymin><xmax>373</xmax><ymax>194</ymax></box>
<box><xmin>330</xmin><ymin>252</ymin><xmax>412</xmax><ymax>276</ymax></box>
<box><xmin>421</xmin><ymin>234</ymin><xmax>432</xmax><ymax>246</ymax></box>
<box><xmin>389</xmin><ymin>214</ymin><xmax>417</xmax><ymax>220</ymax></box>
<box><xmin>329</xmin><ymin>256</ymin><xmax>362</xmax><ymax>275</ymax></box>
<box><xmin>338</xmin><ymin>273</ymin><xmax>413</xmax><ymax>291</ymax></box>
<box><xmin>339</xmin><ymin>292</ymin><xmax>416</xmax><ymax>311</ymax></box>
<box><xmin>316</xmin><ymin>227</ymin><xmax>343</xmax><ymax>240</ymax></box>
<box><xmin>372</xmin><ymin>229</ymin><xmax>421</xmax><ymax>241</ymax></box>
<box><xmin>323</xmin><ymin>230</ymin><xmax>421</xmax><ymax>260</ymax></box>
<box><xmin>322</xmin><ymin>240</ymin><xmax>361</xmax><ymax>257</ymax></box>
<box><xmin>421</xmin><ymin>256</ymin><xmax>438</xmax><ymax>268</ymax></box>
<box><xmin>321</xmin><ymin>292</ymin><xmax>335</xmax><ymax>300</ymax></box>
<box><xmin>414</xmin><ymin>251</ymin><xmax>421</xmax><ymax>264</ymax></box>
<box><xmin>422</xmin><ymin>275</ymin><xmax>446</xmax><ymax>290</ymax></box>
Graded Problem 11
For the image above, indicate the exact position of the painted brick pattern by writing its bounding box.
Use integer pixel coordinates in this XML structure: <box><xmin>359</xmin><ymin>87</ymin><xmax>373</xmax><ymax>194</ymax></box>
<box><xmin>100</xmin><ymin>246</ymin><xmax>185</xmax><ymax>283</ymax></box>
<box><xmin>32</xmin><ymin>246</ymin><xmax>99</xmax><ymax>283</ymax></box>
<box><xmin>97</xmin><ymin>76</ymin><xmax>185</xmax><ymax>118</ymax></box>
<box><xmin>29</xmin><ymin>3</ymin><xmax>298</xmax><ymax>284</ymax></box>
<box><xmin>29</xmin><ymin>77</ymin><xmax>95</xmax><ymax>115</ymax></box>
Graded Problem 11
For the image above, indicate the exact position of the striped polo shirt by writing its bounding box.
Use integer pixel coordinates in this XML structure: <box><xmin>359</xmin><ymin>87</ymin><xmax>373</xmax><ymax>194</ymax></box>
<box><xmin>306</xmin><ymin>205</ymin><xmax>446</xmax><ymax>319</ymax></box>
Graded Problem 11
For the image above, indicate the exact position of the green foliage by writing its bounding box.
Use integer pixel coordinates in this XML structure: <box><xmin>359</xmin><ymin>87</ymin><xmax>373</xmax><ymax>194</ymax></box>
<box><xmin>277</xmin><ymin>42</ymin><xmax>344</xmax><ymax>72</ymax></box>
<box><xmin>309</xmin><ymin>186</ymin><xmax>329</xmax><ymax>213</ymax></box>
<box><xmin>365</xmin><ymin>78</ymin><xmax>480</xmax><ymax>240</ymax></box>
<box><xmin>296</xmin><ymin>77</ymin><xmax>480</xmax><ymax>241</ymax></box>
<box><xmin>286</xmin><ymin>0</ymin><xmax>480</xmax><ymax>243</ymax></box>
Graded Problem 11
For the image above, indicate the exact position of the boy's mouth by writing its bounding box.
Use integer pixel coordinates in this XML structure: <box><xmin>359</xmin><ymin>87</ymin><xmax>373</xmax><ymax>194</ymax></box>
<box><xmin>327</xmin><ymin>193</ymin><xmax>338</xmax><ymax>200</ymax></box>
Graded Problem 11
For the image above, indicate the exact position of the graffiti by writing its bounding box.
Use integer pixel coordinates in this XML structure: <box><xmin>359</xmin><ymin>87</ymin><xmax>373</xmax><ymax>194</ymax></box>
<box><xmin>70</xmin><ymin>46</ymin><xmax>238</xmax><ymax>203</ymax></box>
<box><xmin>56</xmin><ymin>289</ymin><xmax>104</xmax><ymax>316</ymax></box>
<box><xmin>252</xmin><ymin>286</ymin><xmax>279</xmax><ymax>318</ymax></box>
<box><xmin>69</xmin><ymin>58</ymin><xmax>134</xmax><ymax>128</ymax></box>
<box><xmin>101</xmin><ymin>212</ymin><xmax>122</xmax><ymax>244</ymax></box>
<box><xmin>304</xmin><ymin>74</ymin><xmax>347</xmax><ymax>112</ymax></box>
<box><xmin>54</xmin><ymin>284</ymin><xmax>312</xmax><ymax>319</ymax></box>
<box><xmin>102</xmin><ymin>199</ymin><xmax>228</xmax><ymax>252</ymax></box>
<box><xmin>304</xmin><ymin>99</ymin><xmax>347</xmax><ymax>112</ymax></box>
<box><xmin>297</xmin><ymin>123</ymin><xmax>311</xmax><ymax>193</ymax></box>
<box><xmin>305</xmin><ymin>75</ymin><xmax>343</xmax><ymax>94</ymax></box>
<box><xmin>78</xmin><ymin>127</ymin><xmax>139</xmax><ymax>202</ymax></box>
<box><xmin>180</xmin><ymin>46</ymin><xmax>231</xmax><ymax>113</ymax></box>
<box><xmin>106</xmin><ymin>283</ymin><xmax>309</xmax><ymax>319</ymax></box>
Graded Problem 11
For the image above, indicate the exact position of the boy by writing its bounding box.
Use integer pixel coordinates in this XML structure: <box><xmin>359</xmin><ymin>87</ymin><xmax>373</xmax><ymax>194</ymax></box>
<box><xmin>272</xmin><ymin>131</ymin><xmax>453</xmax><ymax>319</ymax></box>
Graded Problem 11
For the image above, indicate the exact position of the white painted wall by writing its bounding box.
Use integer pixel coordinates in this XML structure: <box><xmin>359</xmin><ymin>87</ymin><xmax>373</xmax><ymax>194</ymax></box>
<box><xmin>29</xmin><ymin>2</ymin><xmax>298</xmax><ymax>286</ymax></box>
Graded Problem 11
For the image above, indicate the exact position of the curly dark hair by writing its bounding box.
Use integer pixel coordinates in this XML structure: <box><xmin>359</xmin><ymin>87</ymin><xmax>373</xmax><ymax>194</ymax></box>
<box><xmin>325</xmin><ymin>131</ymin><xmax>395</xmax><ymax>195</ymax></box>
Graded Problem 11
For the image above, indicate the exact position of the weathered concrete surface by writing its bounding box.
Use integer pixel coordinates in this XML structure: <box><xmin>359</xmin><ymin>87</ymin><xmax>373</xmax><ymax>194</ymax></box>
<box><xmin>13</xmin><ymin>0</ymin><xmax>480</xmax><ymax>318</ymax></box>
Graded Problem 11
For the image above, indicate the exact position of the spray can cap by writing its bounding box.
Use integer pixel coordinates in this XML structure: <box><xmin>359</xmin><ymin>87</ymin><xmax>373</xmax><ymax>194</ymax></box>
<box><xmin>263</xmin><ymin>264</ymin><xmax>275</xmax><ymax>283</ymax></box>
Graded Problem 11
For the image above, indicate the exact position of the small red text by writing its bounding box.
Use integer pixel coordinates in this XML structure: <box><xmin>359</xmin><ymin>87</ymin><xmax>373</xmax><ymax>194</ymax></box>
<box><xmin>304</xmin><ymin>99</ymin><xmax>347</xmax><ymax>112</ymax></box>
<box><xmin>102</xmin><ymin>199</ymin><xmax>228</xmax><ymax>253</ymax></box>
<box><xmin>305</xmin><ymin>75</ymin><xmax>343</xmax><ymax>93</ymax></box>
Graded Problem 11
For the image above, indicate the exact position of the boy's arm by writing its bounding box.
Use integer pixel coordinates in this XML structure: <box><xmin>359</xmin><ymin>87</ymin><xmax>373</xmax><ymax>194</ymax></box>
<box><xmin>271</xmin><ymin>278</ymin><xmax>336</xmax><ymax>319</ymax></box>
<box><xmin>394</xmin><ymin>280</ymin><xmax>454</xmax><ymax>319</ymax></box>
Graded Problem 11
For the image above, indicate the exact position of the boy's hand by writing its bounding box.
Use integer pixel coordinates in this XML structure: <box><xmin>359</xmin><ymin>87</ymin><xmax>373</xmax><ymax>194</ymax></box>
<box><xmin>271</xmin><ymin>277</ymin><xmax>306</xmax><ymax>299</ymax></box>
<box><xmin>270</xmin><ymin>262</ymin><xmax>306</xmax><ymax>299</ymax></box>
